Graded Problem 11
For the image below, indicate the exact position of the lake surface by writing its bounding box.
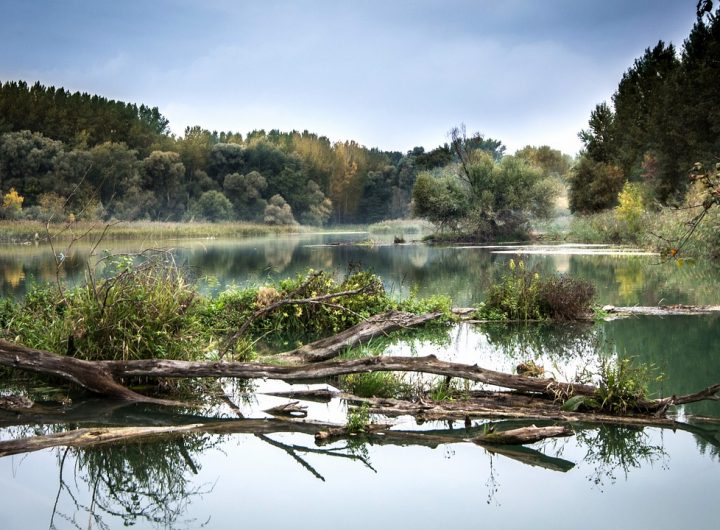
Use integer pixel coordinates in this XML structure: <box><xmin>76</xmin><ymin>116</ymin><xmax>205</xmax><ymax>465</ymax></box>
<box><xmin>1</xmin><ymin>233</ymin><xmax>720</xmax><ymax>529</ymax></box>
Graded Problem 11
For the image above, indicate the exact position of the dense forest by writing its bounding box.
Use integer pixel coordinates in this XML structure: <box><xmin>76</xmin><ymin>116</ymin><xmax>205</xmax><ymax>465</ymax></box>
<box><xmin>0</xmin><ymin>80</ymin><xmax>572</xmax><ymax>227</ymax></box>
<box><xmin>0</xmin><ymin>80</ymin><xmax>481</xmax><ymax>225</ymax></box>
<box><xmin>570</xmin><ymin>6</ymin><xmax>720</xmax><ymax>213</ymax></box>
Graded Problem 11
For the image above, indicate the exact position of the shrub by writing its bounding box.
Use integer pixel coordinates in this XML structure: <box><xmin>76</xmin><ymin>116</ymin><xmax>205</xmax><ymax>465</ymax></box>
<box><xmin>3</xmin><ymin>257</ymin><xmax>208</xmax><ymax>362</ymax></box>
<box><xmin>538</xmin><ymin>275</ymin><xmax>595</xmax><ymax>321</ymax></box>
<box><xmin>478</xmin><ymin>260</ymin><xmax>595</xmax><ymax>321</ymax></box>
<box><xmin>482</xmin><ymin>259</ymin><xmax>542</xmax><ymax>321</ymax></box>
<box><xmin>206</xmin><ymin>270</ymin><xmax>394</xmax><ymax>347</ymax></box>
<box><xmin>341</xmin><ymin>372</ymin><xmax>412</xmax><ymax>399</ymax></box>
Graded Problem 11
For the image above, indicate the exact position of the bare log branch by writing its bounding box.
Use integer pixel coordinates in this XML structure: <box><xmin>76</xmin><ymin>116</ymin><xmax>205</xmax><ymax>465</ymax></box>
<box><xmin>221</xmin><ymin>278</ymin><xmax>379</xmax><ymax>356</ymax></box>
<box><xmin>0</xmin><ymin>340</ymin><xmax>182</xmax><ymax>406</ymax></box>
<box><xmin>279</xmin><ymin>310</ymin><xmax>444</xmax><ymax>362</ymax></box>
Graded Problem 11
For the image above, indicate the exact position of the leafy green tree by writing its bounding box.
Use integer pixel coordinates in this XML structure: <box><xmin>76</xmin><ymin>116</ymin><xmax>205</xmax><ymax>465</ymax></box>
<box><xmin>462</xmin><ymin>152</ymin><xmax>558</xmax><ymax>237</ymax></box>
<box><xmin>264</xmin><ymin>194</ymin><xmax>297</xmax><ymax>225</ymax></box>
<box><xmin>208</xmin><ymin>142</ymin><xmax>245</xmax><ymax>182</ymax></box>
<box><xmin>578</xmin><ymin>103</ymin><xmax>616</xmax><ymax>164</ymax></box>
<box><xmin>0</xmin><ymin>81</ymin><xmax>168</xmax><ymax>154</ymax></box>
<box><xmin>412</xmin><ymin>170</ymin><xmax>469</xmax><ymax>231</ymax></box>
<box><xmin>223</xmin><ymin>171</ymin><xmax>268</xmax><ymax>220</ymax></box>
<box><xmin>179</xmin><ymin>126</ymin><xmax>215</xmax><ymax>184</ymax></box>
<box><xmin>358</xmin><ymin>167</ymin><xmax>394</xmax><ymax>222</ymax></box>
<box><xmin>85</xmin><ymin>142</ymin><xmax>139</xmax><ymax>207</ymax></box>
<box><xmin>569</xmin><ymin>155</ymin><xmax>625</xmax><ymax>213</ymax></box>
<box><xmin>612</xmin><ymin>42</ymin><xmax>679</xmax><ymax>178</ymax></box>
<box><xmin>515</xmin><ymin>145</ymin><xmax>573</xmax><ymax>179</ymax></box>
<box><xmin>0</xmin><ymin>130</ymin><xmax>64</xmax><ymax>204</ymax></box>
<box><xmin>300</xmin><ymin>180</ymin><xmax>333</xmax><ymax>226</ymax></box>
<box><xmin>192</xmin><ymin>190</ymin><xmax>234</xmax><ymax>221</ymax></box>
<box><xmin>414</xmin><ymin>145</ymin><xmax>453</xmax><ymax>170</ymax></box>
<box><xmin>141</xmin><ymin>151</ymin><xmax>186</xmax><ymax>219</ymax></box>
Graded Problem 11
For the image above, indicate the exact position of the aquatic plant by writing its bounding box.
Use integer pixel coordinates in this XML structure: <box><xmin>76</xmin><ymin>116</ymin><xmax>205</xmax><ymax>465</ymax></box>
<box><xmin>563</xmin><ymin>357</ymin><xmax>664</xmax><ymax>414</ymax></box>
<box><xmin>346</xmin><ymin>403</ymin><xmax>371</xmax><ymax>434</ymax></box>
<box><xmin>341</xmin><ymin>372</ymin><xmax>413</xmax><ymax>399</ymax></box>
<box><xmin>476</xmin><ymin>260</ymin><xmax>595</xmax><ymax>321</ymax></box>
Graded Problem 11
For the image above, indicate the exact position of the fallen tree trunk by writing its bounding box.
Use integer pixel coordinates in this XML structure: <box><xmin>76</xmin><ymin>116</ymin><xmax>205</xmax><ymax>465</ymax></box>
<box><xmin>279</xmin><ymin>310</ymin><xmax>444</xmax><ymax>362</ymax></box>
<box><xmin>100</xmin><ymin>354</ymin><xmax>598</xmax><ymax>398</ymax></box>
<box><xmin>601</xmin><ymin>304</ymin><xmax>720</xmax><ymax>318</ymax></box>
<box><xmin>0</xmin><ymin>339</ymin><xmax>596</xmax><ymax>398</ymax></box>
<box><xmin>2</xmin><ymin>339</ymin><xmax>720</xmax><ymax>417</ymax></box>
<box><xmin>0</xmin><ymin>340</ymin><xmax>180</xmax><ymax>406</ymax></box>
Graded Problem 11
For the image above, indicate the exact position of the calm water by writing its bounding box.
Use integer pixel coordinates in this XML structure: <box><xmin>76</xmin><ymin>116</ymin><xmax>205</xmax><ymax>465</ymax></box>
<box><xmin>2</xmin><ymin>233</ymin><xmax>719</xmax><ymax>305</ymax></box>
<box><xmin>1</xmin><ymin>233</ymin><xmax>720</xmax><ymax>529</ymax></box>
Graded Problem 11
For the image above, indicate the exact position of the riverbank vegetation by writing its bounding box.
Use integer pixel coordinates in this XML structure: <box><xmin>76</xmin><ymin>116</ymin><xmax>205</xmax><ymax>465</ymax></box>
<box><xmin>2</xmin><ymin>254</ymin><xmax>718</xmax><ymax>436</ymax></box>
<box><xmin>0</xmin><ymin>261</ymin><xmax>453</xmax><ymax>369</ymax></box>
<box><xmin>0</xmin><ymin>218</ymin><xmax>308</xmax><ymax>243</ymax></box>
<box><xmin>475</xmin><ymin>259</ymin><xmax>596</xmax><ymax>322</ymax></box>
<box><xmin>567</xmin><ymin>7</ymin><xmax>720</xmax><ymax>259</ymax></box>
<box><xmin>0</xmin><ymin>84</ymin><xmax>574</xmax><ymax>238</ymax></box>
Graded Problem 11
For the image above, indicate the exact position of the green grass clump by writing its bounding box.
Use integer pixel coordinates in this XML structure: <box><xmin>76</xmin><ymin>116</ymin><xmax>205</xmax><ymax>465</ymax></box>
<box><xmin>476</xmin><ymin>259</ymin><xmax>594</xmax><ymax>321</ymax></box>
<box><xmin>563</xmin><ymin>357</ymin><xmax>663</xmax><ymax>414</ymax></box>
<box><xmin>340</xmin><ymin>372</ymin><xmax>413</xmax><ymax>399</ymax></box>
<box><xmin>346</xmin><ymin>403</ymin><xmax>371</xmax><ymax>434</ymax></box>
<box><xmin>594</xmin><ymin>358</ymin><xmax>662</xmax><ymax>414</ymax></box>
<box><xmin>3</xmin><ymin>258</ymin><xmax>209</xmax><ymax>362</ymax></box>
<box><xmin>367</xmin><ymin>219</ymin><xmax>434</xmax><ymax>235</ymax></box>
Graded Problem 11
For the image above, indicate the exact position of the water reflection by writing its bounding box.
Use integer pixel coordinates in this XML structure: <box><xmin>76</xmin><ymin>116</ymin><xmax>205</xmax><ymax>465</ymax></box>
<box><xmin>575</xmin><ymin>425</ymin><xmax>667</xmax><ymax>490</ymax></box>
<box><xmin>53</xmin><ymin>440</ymin><xmax>213</xmax><ymax>529</ymax></box>
<box><xmin>2</xmin><ymin>415</ymin><xmax>719</xmax><ymax>529</ymax></box>
<box><xmin>3</xmin><ymin>236</ymin><xmax>720</xmax><ymax>306</ymax></box>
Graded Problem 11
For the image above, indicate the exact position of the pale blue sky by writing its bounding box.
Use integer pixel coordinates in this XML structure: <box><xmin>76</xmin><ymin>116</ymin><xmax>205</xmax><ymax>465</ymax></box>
<box><xmin>0</xmin><ymin>0</ymin><xmax>700</xmax><ymax>154</ymax></box>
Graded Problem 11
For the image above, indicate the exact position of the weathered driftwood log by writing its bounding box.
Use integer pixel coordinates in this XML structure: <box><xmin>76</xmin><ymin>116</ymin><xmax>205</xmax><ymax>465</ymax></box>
<box><xmin>263</xmin><ymin>401</ymin><xmax>308</xmax><ymax>417</ymax></box>
<box><xmin>352</xmin><ymin>392</ymin><xmax>688</xmax><ymax>427</ymax></box>
<box><xmin>0</xmin><ymin>340</ymin><xmax>180</xmax><ymax>406</ymax></box>
<box><xmin>602</xmin><ymin>304</ymin><xmax>720</xmax><ymax>318</ymax></box>
<box><xmin>3</xmin><ymin>339</ymin><xmax>720</xmax><ymax>416</ymax></box>
<box><xmin>0</xmin><ymin>339</ymin><xmax>596</xmax><ymax>399</ymax></box>
<box><xmin>472</xmin><ymin>425</ymin><xmax>573</xmax><ymax>445</ymax></box>
<box><xmin>280</xmin><ymin>310</ymin><xmax>443</xmax><ymax>362</ymax></box>
<box><xmin>0</xmin><ymin>394</ymin><xmax>34</xmax><ymax>410</ymax></box>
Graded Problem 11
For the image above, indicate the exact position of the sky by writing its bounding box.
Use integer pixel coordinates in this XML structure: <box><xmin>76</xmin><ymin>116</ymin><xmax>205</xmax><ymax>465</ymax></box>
<box><xmin>0</xmin><ymin>0</ymin><xmax>702</xmax><ymax>155</ymax></box>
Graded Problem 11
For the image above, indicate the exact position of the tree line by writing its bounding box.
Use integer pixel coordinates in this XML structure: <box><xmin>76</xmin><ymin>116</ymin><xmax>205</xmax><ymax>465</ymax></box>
<box><xmin>0</xmin><ymin>80</ymin><xmax>574</xmax><ymax>229</ymax></box>
<box><xmin>0</xmin><ymin>81</ymin><xmax>444</xmax><ymax>224</ymax></box>
<box><xmin>570</xmin><ymin>6</ymin><xmax>720</xmax><ymax>213</ymax></box>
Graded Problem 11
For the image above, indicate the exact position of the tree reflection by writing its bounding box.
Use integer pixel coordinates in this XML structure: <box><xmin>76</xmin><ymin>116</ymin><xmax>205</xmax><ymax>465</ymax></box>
<box><xmin>576</xmin><ymin>425</ymin><xmax>667</xmax><ymax>490</ymax></box>
<box><xmin>51</xmin><ymin>436</ymin><xmax>215</xmax><ymax>530</ymax></box>
<box><xmin>482</xmin><ymin>321</ymin><xmax>601</xmax><ymax>362</ymax></box>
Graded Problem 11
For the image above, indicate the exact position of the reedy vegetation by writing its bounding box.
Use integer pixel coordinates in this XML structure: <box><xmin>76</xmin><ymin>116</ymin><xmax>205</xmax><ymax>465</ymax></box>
<box><xmin>0</xmin><ymin>261</ymin><xmax>453</xmax><ymax>366</ymax></box>
<box><xmin>475</xmin><ymin>260</ymin><xmax>595</xmax><ymax>322</ymax></box>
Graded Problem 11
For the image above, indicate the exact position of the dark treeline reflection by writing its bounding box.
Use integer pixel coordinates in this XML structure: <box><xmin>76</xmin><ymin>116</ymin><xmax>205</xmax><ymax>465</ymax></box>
<box><xmin>3</xmin><ymin>237</ymin><xmax>720</xmax><ymax>307</ymax></box>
